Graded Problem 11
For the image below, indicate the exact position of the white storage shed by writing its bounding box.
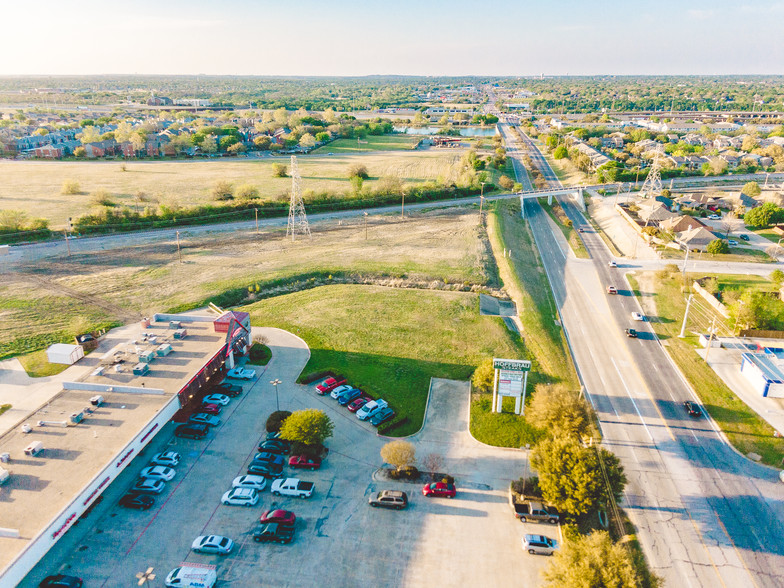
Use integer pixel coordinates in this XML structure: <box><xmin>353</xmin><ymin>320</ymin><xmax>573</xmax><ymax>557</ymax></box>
<box><xmin>740</xmin><ymin>353</ymin><xmax>784</xmax><ymax>398</ymax></box>
<box><xmin>46</xmin><ymin>344</ymin><xmax>84</xmax><ymax>365</ymax></box>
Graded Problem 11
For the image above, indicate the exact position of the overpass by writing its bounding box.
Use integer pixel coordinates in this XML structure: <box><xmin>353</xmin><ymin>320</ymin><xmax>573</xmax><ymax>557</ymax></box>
<box><xmin>514</xmin><ymin>186</ymin><xmax>587</xmax><ymax>215</ymax></box>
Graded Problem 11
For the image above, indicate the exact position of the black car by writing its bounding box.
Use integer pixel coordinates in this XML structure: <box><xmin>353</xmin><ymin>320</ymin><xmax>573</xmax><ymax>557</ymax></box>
<box><xmin>370</xmin><ymin>407</ymin><xmax>395</xmax><ymax>426</ymax></box>
<box><xmin>337</xmin><ymin>387</ymin><xmax>363</xmax><ymax>406</ymax></box>
<box><xmin>39</xmin><ymin>575</ymin><xmax>83</xmax><ymax>588</ymax></box>
<box><xmin>683</xmin><ymin>401</ymin><xmax>702</xmax><ymax>418</ymax></box>
<box><xmin>175</xmin><ymin>423</ymin><xmax>209</xmax><ymax>440</ymax></box>
<box><xmin>253</xmin><ymin>522</ymin><xmax>295</xmax><ymax>544</ymax></box>
<box><xmin>625</xmin><ymin>328</ymin><xmax>638</xmax><ymax>338</ymax></box>
<box><xmin>253</xmin><ymin>452</ymin><xmax>285</xmax><ymax>466</ymax></box>
<box><xmin>739</xmin><ymin>234</ymin><xmax>750</xmax><ymax>241</ymax></box>
<box><xmin>258</xmin><ymin>439</ymin><xmax>291</xmax><ymax>455</ymax></box>
<box><xmin>215</xmin><ymin>382</ymin><xmax>243</xmax><ymax>397</ymax></box>
<box><xmin>247</xmin><ymin>461</ymin><xmax>284</xmax><ymax>478</ymax></box>
<box><xmin>119</xmin><ymin>493</ymin><xmax>155</xmax><ymax>510</ymax></box>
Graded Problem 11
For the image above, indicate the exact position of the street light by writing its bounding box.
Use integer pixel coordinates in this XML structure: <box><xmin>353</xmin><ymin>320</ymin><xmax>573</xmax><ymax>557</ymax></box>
<box><xmin>136</xmin><ymin>567</ymin><xmax>155</xmax><ymax>587</ymax></box>
<box><xmin>270</xmin><ymin>378</ymin><xmax>282</xmax><ymax>411</ymax></box>
<box><xmin>401</xmin><ymin>188</ymin><xmax>406</xmax><ymax>219</ymax></box>
<box><xmin>479</xmin><ymin>182</ymin><xmax>486</xmax><ymax>219</ymax></box>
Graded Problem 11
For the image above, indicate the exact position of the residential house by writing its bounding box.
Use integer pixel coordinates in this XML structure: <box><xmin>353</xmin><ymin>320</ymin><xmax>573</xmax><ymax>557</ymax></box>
<box><xmin>738</xmin><ymin>193</ymin><xmax>761</xmax><ymax>211</ymax></box>
<box><xmin>675</xmin><ymin>226</ymin><xmax>719</xmax><ymax>251</ymax></box>
<box><xmin>146</xmin><ymin>95</ymin><xmax>173</xmax><ymax>106</ymax></box>
<box><xmin>659</xmin><ymin>215</ymin><xmax>708</xmax><ymax>234</ymax></box>
<box><xmin>83</xmin><ymin>139</ymin><xmax>117</xmax><ymax>158</ymax></box>
<box><xmin>145</xmin><ymin>135</ymin><xmax>169</xmax><ymax>157</ymax></box>
<box><xmin>713</xmin><ymin>135</ymin><xmax>733</xmax><ymax>150</ymax></box>
<box><xmin>719</xmin><ymin>153</ymin><xmax>741</xmax><ymax>169</ymax></box>
<box><xmin>34</xmin><ymin>144</ymin><xmax>64</xmax><ymax>158</ymax></box>
<box><xmin>637</xmin><ymin>201</ymin><xmax>677</xmax><ymax>224</ymax></box>
<box><xmin>682</xmin><ymin>133</ymin><xmax>709</xmax><ymax>147</ymax></box>
<box><xmin>601</xmin><ymin>136</ymin><xmax>624</xmax><ymax>149</ymax></box>
<box><xmin>666</xmin><ymin>134</ymin><xmax>680</xmax><ymax>143</ymax></box>
<box><xmin>570</xmin><ymin>139</ymin><xmax>612</xmax><ymax>171</ymax></box>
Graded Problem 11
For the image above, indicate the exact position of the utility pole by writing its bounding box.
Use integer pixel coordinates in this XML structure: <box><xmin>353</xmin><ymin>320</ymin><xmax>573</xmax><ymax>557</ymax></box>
<box><xmin>255</xmin><ymin>208</ymin><xmax>259</xmax><ymax>233</ymax></box>
<box><xmin>679</xmin><ymin>294</ymin><xmax>693</xmax><ymax>338</ymax></box>
<box><xmin>176</xmin><ymin>231</ymin><xmax>182</xmax><ymax>263</ymax></box>
<box><xmin>401</xmin><ymin>189</ymin><xmax>406</xmax><ymax>219</ymax></box>
<box><xmin>704</xmin><ymin>317</ymin><xmax>718</xmax><ymax>363</ymax></box>
<box><xmin>681</xmin><ymin>246</ymin><xmax>690</xmax><ymax>285</ymax></box>
<box><xmin>64</xmin><ymin>229</ymin><xmax>71</xmax><ymax>256</ymax></box>
<box><xmin>363</xmin><ymin>212</ymin><xmax>368</xmax><ymax>240</ymax></box>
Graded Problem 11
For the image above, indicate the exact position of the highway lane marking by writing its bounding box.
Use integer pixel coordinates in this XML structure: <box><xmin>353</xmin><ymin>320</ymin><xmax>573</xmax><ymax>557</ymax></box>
<box><xmin>684</xmin><ymin>510</ymin><xmax>731</xmax><ymax>588</ymax></box>
<box><xmin>611</xmin><ymin>357</ymin><xmax>654</xmax><ymax>443</ymax></box>
<box><xmin>713</xmin><ymin>513</ymin><xmax>762</xmax><ymax>588</ymax></box>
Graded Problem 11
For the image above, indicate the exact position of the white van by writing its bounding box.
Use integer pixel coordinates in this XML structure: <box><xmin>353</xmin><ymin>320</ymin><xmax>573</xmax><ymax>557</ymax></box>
<box><xmin>165</xmin><ymin>565</ymin><xmax>216</xmax><ymax>588</ymax></box>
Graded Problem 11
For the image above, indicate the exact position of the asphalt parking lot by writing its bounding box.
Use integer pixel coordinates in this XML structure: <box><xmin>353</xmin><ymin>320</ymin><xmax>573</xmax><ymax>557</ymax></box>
<box><xmin>23</xmin><ymin>327</ymin><xmax>554</xmax><ymax>587</ymax></box>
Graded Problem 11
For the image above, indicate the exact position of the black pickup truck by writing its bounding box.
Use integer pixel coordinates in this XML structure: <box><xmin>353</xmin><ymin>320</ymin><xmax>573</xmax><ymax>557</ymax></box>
<box><xmin>253</xmin><ymin>523</ymin><xmax>295</xmax><ymax>544</ymax></box>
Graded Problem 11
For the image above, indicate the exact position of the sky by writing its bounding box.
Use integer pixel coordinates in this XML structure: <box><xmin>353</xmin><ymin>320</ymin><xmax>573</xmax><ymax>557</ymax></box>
<box><xmin>1</xmin><ymin>0</ymin><xmax>782</xmax><ymax>76</ymax></box>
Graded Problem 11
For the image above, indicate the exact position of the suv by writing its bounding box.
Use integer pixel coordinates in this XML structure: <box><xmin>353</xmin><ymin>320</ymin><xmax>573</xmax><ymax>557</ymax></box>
<box><xmin>215</xmin><ymin>382</ymin><xmax>243</xmax><ymax>397</ymax></box>
<box><xmin>522</xmin><ymin>534</ymin><xmax>558</xmax><ymax>555</ymax></box>
<box><xmin>175</xmin><ymin>423</ymin><xmax>209</xmax><ymax>440</ymax></box>
<box><xmin>369</xmin><ymin>490</ymin><xmax>408</xmax><ymax>510</ymax></box>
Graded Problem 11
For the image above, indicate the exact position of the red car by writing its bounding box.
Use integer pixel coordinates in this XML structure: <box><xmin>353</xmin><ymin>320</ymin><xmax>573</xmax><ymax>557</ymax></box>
<box><xmin>347</xmin><ymin>396</ymin><xmax>372</xmax><ymax>413</ymax></box>
<box><xmin>316</xmin><ymin>377</ymin><xmax>346</xmax><ymax>395</ymax></box>
<box><xmin>260</xmin><ymin>508</ymin><xmax>296</xmax><ymax>527</ymax></box>
<box><xmin>199</xmin><ymin>403</ymin><xmax>222</xmax><ymax>415</ymax></box>
<box><xmin>422</xmin><ymin>482</ymin><xmax>456</xmax><ymax>498</ymax></box>
<box><xmin>288</xmin><ymin>455</ymin><xmax>322</xmax><ymax>470</ymax></box>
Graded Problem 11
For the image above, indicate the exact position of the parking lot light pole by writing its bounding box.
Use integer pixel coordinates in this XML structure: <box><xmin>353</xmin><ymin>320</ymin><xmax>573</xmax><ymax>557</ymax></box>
<box><xmin>136</xmin><ymin>567</ymin><xmax>155</xmax><ymax>587</ymax></box>
<box><xmin>270</xmin><ymin>378</ymin><xmax>282</xmax><ymax>411</ymax></box>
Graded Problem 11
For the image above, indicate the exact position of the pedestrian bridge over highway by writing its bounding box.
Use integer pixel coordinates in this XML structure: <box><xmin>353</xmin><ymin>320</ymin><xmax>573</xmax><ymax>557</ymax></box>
<box><xmin>515</xmin><ymin>186</ymin><xmax>587</xmax><ymax>214</ymax></box>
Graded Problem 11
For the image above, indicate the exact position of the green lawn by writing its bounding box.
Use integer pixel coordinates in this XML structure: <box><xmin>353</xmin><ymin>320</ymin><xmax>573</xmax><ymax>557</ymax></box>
<box><xmin>538</xmin><ymin>198</ymin><xmax>590</xmax><ymax>259</ymax></box>
<box><xmin>753</xmin><ymin>229</ymin><xmax>781</xmax><ymax>243</ymax></box>
<box><xmin>241</xmin><ymin>284</ymin><xmax>525</xmax><ymax>437</ymax></box>
<box><xmin>659</xmin><ymin>247</ymin><xmax>774</xmax><ymax>263</ymax></box>
<box><xmin>247</xmin><ymin>343</ymin><xmax>272</xmax><ymax>366</ymax></box>
<box><xmin>628</xmin><ymin>271</ymin><xmax>784</xmax><ymax>466</ymax></box>
<box><xmin>312</xmin><ymin>134</ymin><xmax>421</xmax><ymax>153</ymax></box>
<box><xmin>17</xmin><ymin>349</ymin><xmax>70</xmax><ymax>377</ymax></box>
<box><xmin>0</xmin><ymin>404</ymin><xmax>11</xmax><ymax>416</ymax></box>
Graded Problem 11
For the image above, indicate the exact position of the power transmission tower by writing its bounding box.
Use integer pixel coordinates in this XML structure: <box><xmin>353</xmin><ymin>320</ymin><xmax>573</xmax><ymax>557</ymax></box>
<box><xmin>640</xmin><ymin>148</ymin><xmax>663</xmax><ymax>199</ymax></box>
<box><xmin>287</xmin><ymin>155</ymin><xmax>311</xmax><ymax>240</ymax></box>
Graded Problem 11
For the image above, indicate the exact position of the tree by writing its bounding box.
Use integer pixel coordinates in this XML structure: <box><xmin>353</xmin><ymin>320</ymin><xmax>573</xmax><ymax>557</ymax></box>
<box><xmin>315</xmin><ymin>131</ymin><xmax>330</xmax><ymax>143</ymax></box>
<box><xmin>704</xmin><ymin>157</ymin><xmax>727</xmax><ymax>176</ymax></box>
<box><xmin>73</xmin><ymin>146</ymin><xmax>86</xmax><ymax>158</ymax></box>
<box><xmin>200</xmin><ymin>134</ymin><xmax>217</xmax><ymax>154</ymax></box>
<box><xmin>236</xmin><ymin>184</ymin><xmax>259</xmax><ymax>200</ymax></box>
<box><xmin>744</xmin><ymin>202</ymin><xmax>780</xmax><ymax>228</ymax></box>
<box><xmin>130</xmin><ymin>132</ymin><xmax>146</xmax><ymax>153</ymax></box>
<box><xmin>742</xmin><ymin>135</ymin><xmax>759</xmax><ymax>152</ymax></box>
<box><xmin>421</xmin><ymin>453</ymin><xmax>444</xmax><ymax>480</ymax></box>
<box><xmin>380</xmin><ymin>440</ymin><xmax>416</xmax><ymax>472</ymax></box>
<box><xmin>471</xmin><ymin>358</ymin><xmax>494</xmax><ymax>393</ymax></box>
<box><xmin>265</xmin><ymin>410</ymin><xmax>291</xmax><ymax>433</ymax></box>
<box><xmin>771</xmin><ymin>269</ymin><xmax>784</xmax><ymax>288</ymax></box>
<box><xmin>114</xmin><ymin>121</ymin><xmax>134</xmax><ymax>143</ymax></box>
<box><xmin>61</xmin><ymin>180</ymin><xmax>81</xmax><ymax>195</ymax></box>
<box><xmin>720</xmin><ymin>212</ymin><xmax>742</xmax><ymax>237</ymax></box>
<box><xmin>527</xmin><ymin>384</ymin><xmax>592</xmax><ymax>440</ymax></box>
<box><xmin>498</xmin><ymin>175</ymin><xmax>514</xmax><ymax>190</ymax></box>
<box><xmin>742</xmin><ymin>181</ymin><xmax>761</xmax><ymax>197</ymax></box>
<box><xmin>279</xmin><ymin>409</ymin><xmax>334</xmax><ymax>447</ymax></box>
<box><xmin>706</xmin><ymin>239</ymin><xmax>729</xmax><ymax>254</ymax></box>
<box><xmin>542</xmin><ymin>531</ymin><xmax>658</xmax><ymax>588</ymax></box>
<box><xmin>553</xmin><ymin>145</ymin><xmax>568</xmax><ymax>159</ymax></box>
<box><xmin>227</xmin><ymin>142</ymin><xmax>246</xmax><ymax>154</ymax></box>
<box><xmin>347</xmin><ymin>164</ymin><xmax>369</xmax><ymax>179</ymax></box>
<box><xmin>211</xmin><ymin>181</ymin><xmax>234</xmax><ymax>201</ymax></box>
<box><xmin>78</xmin><ymin>125</ymin><xmax>101</xmax><ymax>144</ymax></box>
<box><xmin>253</xmin><ymin>136</ymin><xmax>271</xmax><ymax>150</ymax></box>
<box><xmin>272</xmin><ymin>163</ymin><xmax>288</xmax><ymax>177</ymax></box>
<box><xmin>299</xmin><ymin>133</ymin><xmax>316</xmax><ymax>149</ymax></box>
<box><xmin>350</xmin><ymin>175</ymin><xmax>364</xmax><ymax>194</ymax></box>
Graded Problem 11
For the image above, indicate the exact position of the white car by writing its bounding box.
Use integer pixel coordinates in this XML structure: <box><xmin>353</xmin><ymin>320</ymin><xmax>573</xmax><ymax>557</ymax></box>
<box><xmin>191</xmin><ymin>535</ymin><xmax>235</xmax><ymax>555</ymax></box>
<box><xmin>708</xmin><ymin>214</ymin><xmax>721</xmax><ymax>220</ymax></box>
<box><xmin>151</xmin><ymin>451</ymin><xmax>180</xmax><ymax>467</ymax></box>
<box><xmin>226</xmin><ymin>367</ymin><xmax>256</xmax><ymax>380</ymax></box>
<box><xmin>232</xmin><ymin>475</ymin><xmax>267</xmax><ymax>491</ymax></box>
<box><xmin>608</xmin><ymin>261</ymin><xmax>617</xmax><ymax>268</ymax></box>
<box><xmin>357</xmin><ymin>399</ymin><xmax>388</xmax><ymax>421</ymax></box>
<box><xmin>188</xmin><ymin>413</ymin><xmax>221</xmax><ymax>427</ymax></box>
<box><xmin>330</xmin><ymin>384</ymin><xmax>353</xmax><ymax>400</ymax></box>
<box><xmin>203</xmin><ymin>393</ymin><xmax>230</xmax><ymax>406</ymax></box>
<box><xmin>631</xmin><ymin>312</ymin><xmax>644</xmax><ymax>321</ymax></box>
<box><xmin>221</xmin><ymin>487</ymin><xmax>259</xmax><ymax>507</ymax></box>
<box><xmin>728</xmin><ymin>239</ymin><xmax>738</xmax><ymax>246</ymax></box>
<box><xmin>140</xmin><ymin>465</ymin><xmax>176</xmax><ymax>481</ymax></box>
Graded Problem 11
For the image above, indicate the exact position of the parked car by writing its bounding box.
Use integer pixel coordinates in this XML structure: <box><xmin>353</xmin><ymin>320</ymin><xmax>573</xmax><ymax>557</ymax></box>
<box><xmin>188</xmin><ymin>413</ymin><xmax>221</xmax><ymax>427</ymax></box>
<box><xmin>140</xmin><ymin>465</ymin><xmax>176</xmax><ymax>481</ymax></box>
<box><xmin>608</xmin><ymin>261</ymin><xmax>617</xmax><ymax>268</ymax></box>
<box><xmin>119</xmin><ymin>493</ymin><xmax>155</xmax><ymax>510</ymax></box>
<box><xmin>728</xmin><ymin>239</ymin><xmax>738</xmax><ymax>246</ymax></box>
<box><xmin>683</xmin><ymin>400</ymin><xmax>702</xmax><ymax>418</ymax></box>
<box><xmin>511</xmin><ymin>501</ymin><xmax>560</xmax><ymax>524</ymax></box>
<box><xmin>253</xmin><ymin>452</ymin><xmax>285</xmax><ymax>466</ymax></box>
<box><xmin>606</xmin><ymin>285</ymin><xmax>617</xmax><ymax>295</ymax></box>
<box><xmin>226</xmin><ymin>367</ymin><xmax>256</xmax><ymax>380</ymax></box>
<box><xmin>203</xmin><ymin>393</ymin><xmax>230</xmax><ymax>406</ymax></box>
<box><xmin>370</xmin><ymin>407</ymin><xmax>395</xmax><ymax>426</ymax></box>
<box><xmin>316</xmin><ymin>376</ymin><xmax>346</xmax><ymax>395</ymax></box>
<box><xmin>38</xmin><ymin>575</ymin><xmax>83</xmax><ymax>588</ymax></box>
<box><xmin>357</xmin><ymin>399</ymin><xmax>388</xmax><ymax>421</ymax></box>
<box><xmin>422</xmin><ymin>482</ymin><xmax>456</xmax><ymax>498</ymax></box>
<box><xmin>222</xmin><ymin>487</ymin><xmax>260</xmax><ymax>507</ymax></box>
<box><xmin>625</xmin><ymin>328</ymin><xmax>638</xmax><ymax>338</ymax></box>
<box><xmin>708</xmin><ymin>214</ymin><xmax>721</xmax><ymax>220</ymax></box>
<box><xmin>165</xmin><ymin>565</ymin><xmax>217</xmax><ymax>588</ymax></box>
<box><xmin>522</xmin><ymin>534</ymin><xmax>558</xmax><ymax>555</ymax></box>
<box><xmin>191</xmin><ymin>535</ymin><xmax>234</xmax><ymax>555</ymax></box>
<box><xmin>198</xmin><ymin>403</ymin><xmax>222</xmax><ymax>415</ymax></box>
<box><xmin>271</xmin><ymin>478</ymin><xmax>315</xmax><ymax>498</ymax></box>
<box><xmin>369</xmin><ymin>490</ymin><xmax>408</xmax><ymax>510</ymax></box>
<box><xmin>151</xmin><ymin>451</ymin><xmax>180</xmax><ymax>467</ymax></box>
<box><xmin>739</xmin><ymin>234</ymin><xmax>750</xmax><ymax>241</ymax></box>
<box><xmin>247</xmin><ymin>461</ymin><xmax>284</xmax><ymax>478</ymax></box>
<box><xmin>215</xmin><ymin>382</ymin><xmax>243</xmax><ymax>397</ymax></box>
<box><xmin>288</xmin><ymin>455</ymin><xmax>322</xmax><ymax>470</ymax></box>
<box><xmin>337</xmin><ymin>387</ymin><xmax>363</xmax><ymax>405</ymax></box>
<box><xmin>258</xmin><ymin>439</ymin><xmax>291</xmax><ymax>454</ymax></box>
<box><xmin>232</xmin><ymin>475</ymin><xmax>267</xmax><ymax>491</ymax></box>
<box><xmin>330</xmin><ymin>384</ymin><xmax>353</xmax><ymax>400</ymax></box>
<box><xmin>174</xmin><ymin>423</ymin><xmax>209</xmax><ymax>440</ymax></box>
<box><xmin>253</xmin><ymin>523</ymin><xmax>295</xmax><ymax>544</ymax></box>
<box><xmin>347</xmin><ymin>396</ymin><xmax>372</xmax><ymax>412</ymax></box>
<box><xmin>631</xmin><ymin>312</ymin><xmax>644</xmax><ymax>321</ymax></box>
<box><xmin>259</xmin><ymin>508</ymin><xmax>296</xmax><ymax>526</ymax></box>
<box><xmin>130</xmin><ymin>478</ymin><xmax>166</xmax><ymax>495</ymax></box>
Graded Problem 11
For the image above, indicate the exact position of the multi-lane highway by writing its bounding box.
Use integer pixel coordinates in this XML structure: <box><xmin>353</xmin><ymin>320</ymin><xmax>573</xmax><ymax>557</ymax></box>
<box><xmin>500</xmin><ymin>120</ymin><xmax>784</xmax><ymax>588</ymax></box>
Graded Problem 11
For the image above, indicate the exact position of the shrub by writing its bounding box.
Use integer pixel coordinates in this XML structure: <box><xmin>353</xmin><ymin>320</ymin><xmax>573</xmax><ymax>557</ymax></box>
<box><xmin>265</xmin><ymin>410</ymin><xmax>291</xmax><ymax>433</ymax></box>
<box><xmin>62</xmin><ymin>180</ymin><xmax>81</xmax><ymax>195</ymax></box>
<box><xmin>390</xmin><ymin>465</ymin><xmax>420</xmax><ymax>480</ymax></box>
<box><xmin>381</xmin><ymin>440</ymin><xmax>416</xmax><ymax>472</ymax></box>
<box><xmin>272</xmin><ymin>163</ymin><xmax>288</xmax><ymax>177</ymax></box>
<box><xmin>347</xmin><ymin>164</ymin><xmax>369</xmax><ymax>179</ymax></box>
<box><xmin>706</xmin><ymin>238</ymin><xmax>729</xmax><ymax>255</ymax></box>
<box><xmin>212</xmin><ymin>181</ymin><xmax>234</xmax><ymax>201</ymax></box>
<box><xmin>498</xmin><ymin>175</ymin><xmax>515</xmax><ymax>190</ymax></box>
<box><xmin>90</xmin><ymin>190</ymin><xmax>116</xmax><ymax>207</ymax></box>
<box><xmin>236</xmin><ymin>184</ymin><xmax>260</xmax><ymax>200</ymax></box>
<box><xmin>471</xmin><ymin>358</ymin><xmax>494</xmax><ymax>393</ymax></box>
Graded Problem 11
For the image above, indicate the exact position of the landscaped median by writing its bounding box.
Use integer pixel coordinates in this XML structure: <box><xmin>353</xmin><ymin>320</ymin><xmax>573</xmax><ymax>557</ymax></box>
<box><xmin>537</xmin><ymin>198</ymin><xmax>590</xmax><ymax>258</ymax></box>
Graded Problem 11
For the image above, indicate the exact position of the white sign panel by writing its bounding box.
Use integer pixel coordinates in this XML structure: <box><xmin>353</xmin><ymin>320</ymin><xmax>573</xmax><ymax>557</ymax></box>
<box><xmin>498</xmin><ymin>370</ymin><xmax>524</xmax><ymax>397</ymax></box>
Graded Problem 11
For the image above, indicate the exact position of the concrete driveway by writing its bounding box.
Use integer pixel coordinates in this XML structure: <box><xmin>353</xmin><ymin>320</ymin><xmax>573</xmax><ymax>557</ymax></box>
<box><xmin>22</xmin><ymin>329</ymin><xmax>550</xmax><ymax>588</ymax></box>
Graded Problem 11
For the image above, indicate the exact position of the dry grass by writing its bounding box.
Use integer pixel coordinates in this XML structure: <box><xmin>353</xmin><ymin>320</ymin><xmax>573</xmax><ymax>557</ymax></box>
<box><xmin>0</xmin><ymin>150</ymin><xmax>466</xmax><ymax>227</ymax></box>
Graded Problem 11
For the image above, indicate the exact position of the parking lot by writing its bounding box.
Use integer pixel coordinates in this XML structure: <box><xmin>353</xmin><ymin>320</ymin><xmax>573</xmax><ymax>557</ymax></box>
<box><xmin>23</xmin><ymin>327</ymin><xmax>553</xmax><ymax>587</ymax></box>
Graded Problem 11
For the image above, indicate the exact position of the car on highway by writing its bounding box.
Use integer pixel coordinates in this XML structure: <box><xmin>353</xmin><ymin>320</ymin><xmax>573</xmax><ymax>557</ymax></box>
<box><xmin>608</xmin><ymin>261</ymin><xmax>617</xmax><ymax>268</ymax></box>
<box><xmin>188</xmin><ymin>413</ymin><xmax>221</xmax><ymax>427</ymax></box>
<box><xmin>151</xmin><ymin>451</ymin><xmax>180</xmax><ymax>467</ymax></box>
<box><xmin>357</xmin><ymin>399</ymin><xmax>388</xmax><ymax>421</ymax></box>
<box><xmin>625</xmin><ymin>328</ymin><xmax>638</xmax><ymax>338</ymax></box>
<box><xmin>130</xmin><ymin>478</ymin><xmax>166</xmax><ymax>495</ymax></box>
<box><xmin>370</xmin><ymin>407</ymin><xmax>395</xmax><ymax>426</ymax></box>
<box><xmin>174</xmin><ymin>423</ymin><xmax>209</xmax><ymax>440</ymax></box>
<box><xmin>578</xmin><ymin>227</ymin><xmax>585</xmax><ymax>233</ymax></box>
<box><xmin>222</xmin><ymin>487</ymin><xmax>260</xmax><ymax>507</ymax></box>
<box><xmin>337</xmin><ymin>387</ymin><xmax>364</xmax><ymax>405</ymax></box>
<box><xmin>215</xmin><ymin>382</ymin><xmax>243</xmax><ymax>397</ymax></box>
<box><xmin>708</xmin><ymin>214</ymin><xmax>721</xmax><ymax>220</ymax></box>
<box><xmin>369</xmin><ymin>490</ymin><xmax>408</xmax><ymax>510</ymax></box>
<box><xmin>606</xmin><ymin>286</ymin><xmax>617</xmax><ymax>295</ymax></box>
<box><xmin>631</xmin><ymin>312</ymin><xmax>644</xmax><ymax>321</ymax></box>
<box><xmin>740</xmin><ymin>234</ymin><xmax>750</xmax><ymax>241</ymax></box>
<box><xmin>683</xmin><ymin>400</ymin><xmax>702</xmax><ymax>418</ymax></box>
<box><xmin>347</xmin><ymin>396</ymin><xmax>372</xmax><ymax>412</ymax></box>
<box><xmin>316</xmin><ymin>376</ymin><xmax>346</xmax><ymax>394</ymax></box>
<box><xmin>232</xmin><ymin>475</ymin><xmax>268</xmax><ymax>491</ymax></box>
<box><xmin>140</xmin><ymin>465</ymin><xmax>176</xmax><ymax>481</ymax></box>
<box><xmin>253</xmin><ymin>452</ymin><xmax>285</xmax><ymax>466</ymax></box>
<box><xmin>258</xmin><ymin>438</ymin><xmax>291</xmax><ymax>454</ymax></box>
<box><xmin>191</xmin><ymin>535</ymin><xmax>235</xmax><ymax>555</ymax></box>
<box><xmin>422</xmin><ymin>482</ymin><xmax>456</xmax><ymax>498</ymax></box>
<box><xmin>226</xmin><ymin>367</ymin><xmax>256</xmax><ymax>380</ymax></box>
<box><xmin>728</xmin><ymin>239</ymin><xmax>738</xmax><ymax>246</ymax></box>
<box><xmin>198</xmin><ymin>403</ymin><xmax>222</xmax><ymax>415</ymax></box>
<box><xmin>522</xmin><ymin>534</ymin><xmax>558</xmax><ymax>556</ymax></box>
<box><xmin>330</xmin><ymin>384</ymin><xmax>353</xmax><ymax>400</ymax></box>
<box><xmin>288</xmin><ymin>455</ymin><xmax>322</xmax><ymax>470</ymax></box>
<box><xmin>119</xmin><ymin>493</ymin><xmax>155</xmax><ymax>510</ymax></box>
<box><xmin>259</xmin><ymin>508</ymin><xmax>296</xmax><ymax>526</ymax></box>
<box><xmin>203</xmin><ymin>393</ymin><xmax>231</xmax><ymax>406</ymax></box>
<box><xmin>247</xmin><ymin>461</ymin><xmax>284</xmax><ymax>478</ymax></box>
<box><xmin>38</xmin><ymin>575</ymin><xmax>84</xmax><ymax>588</ymax></box>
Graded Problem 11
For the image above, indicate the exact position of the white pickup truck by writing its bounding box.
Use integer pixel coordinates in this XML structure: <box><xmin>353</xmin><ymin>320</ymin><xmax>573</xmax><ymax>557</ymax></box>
<box><xmin>270</xmin><ymin>478</ymin><xmax>315</xmax><ymax>499</ymax></box>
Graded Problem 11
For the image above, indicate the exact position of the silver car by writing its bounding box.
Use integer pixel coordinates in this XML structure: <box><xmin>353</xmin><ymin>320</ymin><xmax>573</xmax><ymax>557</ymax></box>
<box><xmin>151</xmin><ymin>451</ymin><xmax>180</xmax><ymax>467</ymax></box>
<box><xmin>522</xmin><ymin>534</ymin><xmax>558</xmax><ymax>555</ymax></box>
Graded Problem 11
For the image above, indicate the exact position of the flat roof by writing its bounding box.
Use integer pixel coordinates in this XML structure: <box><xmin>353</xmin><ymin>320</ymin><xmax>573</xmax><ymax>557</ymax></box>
<box><xmin>0</xmin><ymin>317</ymin><xmax>226</xmax><ymax>573</ymax></box>
<box><xmin>742</xmin><ymin>352</ymin><xmax>784</xmax><ymax>384</ymax></box>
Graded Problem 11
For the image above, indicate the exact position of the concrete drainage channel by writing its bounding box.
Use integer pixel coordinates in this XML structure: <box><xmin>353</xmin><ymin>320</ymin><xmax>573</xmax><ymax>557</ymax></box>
<box><xmin>479</xmin><ymin>293</ymin><xmax>522</xmax><ymax>334</ymax></box>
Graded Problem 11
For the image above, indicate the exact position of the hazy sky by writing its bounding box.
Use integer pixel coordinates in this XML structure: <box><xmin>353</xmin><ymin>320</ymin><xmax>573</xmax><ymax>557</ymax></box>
<box><xmin>2</xmin><ymin>0</ymin><xmax>782</xmax><ymax>76</ymax></box>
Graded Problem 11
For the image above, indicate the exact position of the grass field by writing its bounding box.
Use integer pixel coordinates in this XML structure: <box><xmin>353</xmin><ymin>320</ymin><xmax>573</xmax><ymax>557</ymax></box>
<box><xmin>659</xmin><ymin>246</ymin><xmax>773</xmax><ymax>263</ymax></box>
<box><xmin>538</xmin><ymin>198</ymin><xmax>590</xmax><ymax>258</ymax></box>
<box><xmin>242</xmin><ymin>285</ymin><xmax>525</xmax><ymax>437</ymax></box>
<box><xmin>311</xmin><ymin>134</ymin><xmax>421</xmax><ymax>153</ymax></box>
<box><xmin>0</xmin><ymin>148</ymin><xmax>464</xmax><ymax>227</ymax></box>
<box><xmin>627</xmin><ymin>271</ymin><xmax>784</xmax><ymax>466</ymax></box>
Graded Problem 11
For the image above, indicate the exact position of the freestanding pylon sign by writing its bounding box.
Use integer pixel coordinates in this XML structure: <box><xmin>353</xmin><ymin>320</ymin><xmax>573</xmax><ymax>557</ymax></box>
<box><xmin>491</xmin><ymin>358</ymin><xmax>532</xmax><ymax>415</ymax></box>
<box><xmin>287</xmin><ymin>155</ymin><xmax>311</xmax><ymax>240</ymax></box>
<box><xmin>639</xmin><ymin>148</ymin><xmax>663</xmax><ymax>199</ymax></box>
